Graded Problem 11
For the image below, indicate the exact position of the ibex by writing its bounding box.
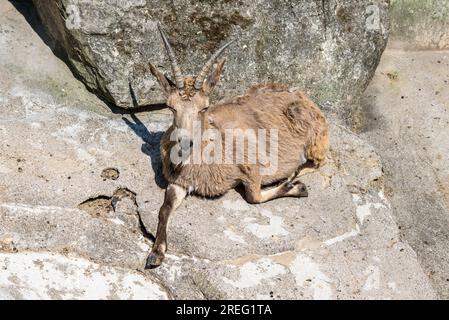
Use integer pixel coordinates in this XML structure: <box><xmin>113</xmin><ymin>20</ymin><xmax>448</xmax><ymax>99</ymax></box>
<box><xmin>146</xmin><ymin>24</ymin><xmax>329</xmax><ymax>267</ymax></box>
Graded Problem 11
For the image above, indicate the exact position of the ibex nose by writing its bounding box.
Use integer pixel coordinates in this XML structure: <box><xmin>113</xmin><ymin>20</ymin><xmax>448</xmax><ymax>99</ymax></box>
<box><xmin>179</xmin><ymin>137</ymin><xmax>193</xmax><ymax>152</ymax></box>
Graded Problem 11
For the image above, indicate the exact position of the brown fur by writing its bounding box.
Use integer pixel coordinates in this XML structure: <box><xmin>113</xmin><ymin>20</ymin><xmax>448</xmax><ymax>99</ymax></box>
<box><xmin>161</xmin><ymin>83</ymin><xmax>328</xmax><ymax>196</ymax></box>
<box><xmin>146</xmin><ymin>50</ymin><xmax>328</xmax><ymax>268</ymax></box>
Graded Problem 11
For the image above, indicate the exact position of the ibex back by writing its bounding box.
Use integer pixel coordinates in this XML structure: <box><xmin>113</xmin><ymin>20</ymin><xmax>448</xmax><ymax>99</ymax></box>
<box><xmin>146</xmin><ymin>24</ymin><xmax>329</xmax><ymax>267</ymax></box>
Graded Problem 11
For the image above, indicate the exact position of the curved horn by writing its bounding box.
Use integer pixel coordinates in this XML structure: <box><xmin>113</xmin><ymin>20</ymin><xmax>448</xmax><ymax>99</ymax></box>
<box><xmin>157</xmin><ymin>23</ymin><xmax>184</xmax><ymax>89</ymax></box>
<box><xmin>194</xmin><ymin>39</ymin><xmax>235</xmax><ymax>90</ymax></box>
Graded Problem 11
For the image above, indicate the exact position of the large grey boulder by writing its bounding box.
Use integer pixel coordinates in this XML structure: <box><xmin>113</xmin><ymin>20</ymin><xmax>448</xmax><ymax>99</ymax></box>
<box><xmin>32</xmin><ymin>0</ymin><xmax>390</xmax><ymax>109</ymax></box>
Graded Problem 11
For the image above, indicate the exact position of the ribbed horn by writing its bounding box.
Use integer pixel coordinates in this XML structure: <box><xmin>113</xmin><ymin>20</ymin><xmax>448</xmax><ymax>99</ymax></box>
<box><xmin>157</xmin><ymin>23</ymin><xmax>184</xmax><ymax>89</ymax></box>
<box><xmin>194</xmin><ymin>39</ymin><xmax>234</xmax><ymax>90</ymax></box>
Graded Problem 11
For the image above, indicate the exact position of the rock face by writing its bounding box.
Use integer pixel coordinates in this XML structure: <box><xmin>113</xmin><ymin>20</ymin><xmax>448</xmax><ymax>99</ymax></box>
<box><xmin>32</xmin><ymin>0</ymin><xmax>390</xmax><ymax>109</ymax></box>
<box><xmin>356</xmin><ymin>47</ymin><xmax>449</xmax><ymax>298</ymax></box>
<box><xmin>0</xmin><ymin>1</ymin><xmax>436</xmax><ymax>299</ymax></box>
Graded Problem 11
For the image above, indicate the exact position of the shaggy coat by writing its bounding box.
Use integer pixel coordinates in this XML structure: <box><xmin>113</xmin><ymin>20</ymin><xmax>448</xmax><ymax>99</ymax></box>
<box><xmin>160</xmin><ymin>83</ymin><xmax>329</xmax><ymax>197</ymax></box>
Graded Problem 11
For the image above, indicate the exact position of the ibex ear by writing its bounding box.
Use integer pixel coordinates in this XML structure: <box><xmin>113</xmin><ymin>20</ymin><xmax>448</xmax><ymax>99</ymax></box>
<box><xmin>149</xmin><ymin>62</ymin><xmax>174</xmax><ymax>97</ymax></box>
<box><xmin>202</xmin><ymin>58</ymin><xmax>226</xmax><ymax>96</ymax></box>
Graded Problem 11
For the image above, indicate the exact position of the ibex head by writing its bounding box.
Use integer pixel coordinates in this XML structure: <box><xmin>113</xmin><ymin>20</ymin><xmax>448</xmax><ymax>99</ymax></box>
<box><xmin>149</xmin><ymin>23</ymin><xmax>233</xmax><ymax>152</ymax></box>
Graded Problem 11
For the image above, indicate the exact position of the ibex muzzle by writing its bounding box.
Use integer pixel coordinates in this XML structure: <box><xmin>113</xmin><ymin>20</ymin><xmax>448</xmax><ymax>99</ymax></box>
<box><xmin>145</xmin><ymin>24</ymin><xmax>329</xmax><ymax>268</ymax></box>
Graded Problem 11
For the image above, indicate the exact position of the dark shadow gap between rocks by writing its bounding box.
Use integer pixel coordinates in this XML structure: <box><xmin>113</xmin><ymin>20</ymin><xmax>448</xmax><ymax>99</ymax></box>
<box><xmin>122</xmin><ymin>114</ymin><xmax>168</xmax><ymax>189</ymax></box>
<box><xmin>9</xmin><ymin>0</ymin><xmax>57</xmax><ymax>55</ymax></box>
<box><xmin>8</xmin><ymin>0</ymin><xmax>168</xmax><ymax>115</ymax></box>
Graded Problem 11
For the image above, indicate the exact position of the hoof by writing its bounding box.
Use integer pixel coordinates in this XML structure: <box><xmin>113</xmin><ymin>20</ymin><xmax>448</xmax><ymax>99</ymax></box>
<box><xmin>282</xmin><ymin>181</ymin><xmax>296</xmax><ymax>191</ymax></box>
<box><xmin>145</xmin><ymin>252</ymin><xmax>164</xmax><ymax>269</ymax></box>
<box><xmin>284</xmin><ymin>180</ymin><xmax>308</xmax><ymax>197</ymax></box>
<box><xmin>298</xmin><ymin>184</ymin><xmax>308</xmax><ymax>197</ymax></box>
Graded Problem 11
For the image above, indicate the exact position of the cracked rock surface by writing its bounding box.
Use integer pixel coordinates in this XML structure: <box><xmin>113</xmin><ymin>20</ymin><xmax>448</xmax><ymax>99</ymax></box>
<box><xmin>0</xmin><ymin>1</ymin><xmax>438</xmax><ymax>299</ymax></box>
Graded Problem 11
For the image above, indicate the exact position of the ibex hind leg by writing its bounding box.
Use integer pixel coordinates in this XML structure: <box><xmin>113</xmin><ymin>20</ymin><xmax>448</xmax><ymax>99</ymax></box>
<box><xmin>244</xmin><ymin>180</ymin><xmax>309</xmax><ymax>204</ymax></box>
<box><xmin>241</xmin><ymin>167</ymin><xmax>308</xmax><ymax>204</ymax></box>
<box><xmin>290</xmin><ymin>133</ymin><xmax>329</xmax><ymax>181</ymax></box>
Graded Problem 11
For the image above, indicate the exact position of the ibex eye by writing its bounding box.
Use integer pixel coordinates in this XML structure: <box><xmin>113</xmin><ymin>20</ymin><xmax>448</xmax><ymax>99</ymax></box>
<box><xmin>200</xmin><ymin>107</ymin><xmax>208</xmax><ymax>113</ymax></box>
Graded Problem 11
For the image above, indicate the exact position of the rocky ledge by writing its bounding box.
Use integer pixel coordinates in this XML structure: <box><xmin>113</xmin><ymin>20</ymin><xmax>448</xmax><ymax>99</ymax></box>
<box><xmin>0</xmin><ymin>1</ymin><xmax>436</xmax><ymax>299</ymax></box>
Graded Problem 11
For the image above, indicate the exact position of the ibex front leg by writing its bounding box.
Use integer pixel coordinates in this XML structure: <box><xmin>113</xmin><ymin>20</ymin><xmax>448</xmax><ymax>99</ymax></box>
<box><xmin>146</xmin><ymin>184</ymin><xmax>186</xmax><ymax>268</ymax></box>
